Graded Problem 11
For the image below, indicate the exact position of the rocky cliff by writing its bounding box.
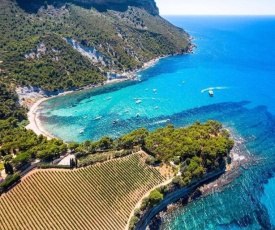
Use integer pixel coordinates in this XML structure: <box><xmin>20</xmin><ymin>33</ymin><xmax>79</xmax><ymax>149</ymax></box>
<box><xmin>17</xmin><ymin>0</ymin><xmax>159</xmax><ymax>15</ymax></box>
<box><xmin>72</xmin><ymin>0</ymin><xmax>159</xmax><ymax>15</ymax></box>
<box><xmin>1</xmin><ymin>0</ymin><xmax>190</xmax><ymax>91</ymax></box>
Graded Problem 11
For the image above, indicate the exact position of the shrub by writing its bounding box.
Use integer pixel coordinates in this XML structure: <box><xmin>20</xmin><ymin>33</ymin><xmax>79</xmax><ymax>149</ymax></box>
<box><xmin>3</xmin><ymin>154</ymin><xmax>13</xmax><ymax>162</ymax></box>
<box><xmin>172</xmin><ymin>156</ymin><xmax>181</xmax><ymax>165</ymax></box>
<box><xmin>38</xmin><ymin>164</ymin><xmax>71</xmax><ymax>169</ymax></box>
<box><xmin>148</xmin><ymin>189</ymin><xmax>163</xmax><ymax>207</ymax></box>
<box><xmin>75</xmin><ymin>151</ymin><xmax>89</xmax><ymax>159</ymax></box>
<box><xmin>78</xmin><ymin>153</ymin><xmax>109</xmax><ymax>167</ymax></box>
<box><xmin>129</xmin><ymin>216</ymin><xmax>139</xmax><ymax>230</ymax></box>
<box><xmin>140</xmin><ymin>197</ymin><xmax>149</xmax><ymax>211</ymax></box>
<box><xmin>0</xmin><ymin>173</ymin><xmax>20</xmax><ymax>194</ymax></box>
<box><xmin>145</xmin><ymin>156</ymin><xmax>157</xmax><ymax>166</ymax></box>
<box><xmin>172</xmin><ymin>175</ymin><xmax>185</xmax><ymax>187</ymax></box>
<box><xmin>134</xmin><ymin>208</ymin><xmax>141</xmax><ymax>217</ymax></box>
<box><xmin>113</xmin><ymin>150</ymin><xmax>132</xmax><ymax>158</ymax></box>
<box><xmin>12</xmin><ymin>152</ymin><xmax>31</xmax><ymax>164</ymax></box>
<box><xmin>157</xmin><ymin>185</ymin><xmax>170</xmax><ymax>195</ymax></box>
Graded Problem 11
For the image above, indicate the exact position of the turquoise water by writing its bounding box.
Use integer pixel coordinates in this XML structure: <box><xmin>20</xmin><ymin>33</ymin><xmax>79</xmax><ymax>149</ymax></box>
<box><xmin>39</xmin><ymin>16</ymin><xmax>275</xmax><ymax>229</ymax></box>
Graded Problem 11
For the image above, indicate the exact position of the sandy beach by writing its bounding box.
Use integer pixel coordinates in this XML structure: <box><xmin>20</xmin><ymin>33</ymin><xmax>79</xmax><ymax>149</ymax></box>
<box><xmin>25</xmin><ymin>97</ymin><xmax>57</xmax><ymax>140</ymax></box>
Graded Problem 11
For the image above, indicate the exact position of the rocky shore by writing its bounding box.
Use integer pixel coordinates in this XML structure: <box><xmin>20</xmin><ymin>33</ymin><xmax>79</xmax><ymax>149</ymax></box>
<box><xmin>133</xmin><ymin>169</ymin><xmax>225</xmax><ymax>230</ymax></box>
<box><xmin>129</xmin><ymin>131</ymin><xmax>253</xmax><ymax>230</ymax></box>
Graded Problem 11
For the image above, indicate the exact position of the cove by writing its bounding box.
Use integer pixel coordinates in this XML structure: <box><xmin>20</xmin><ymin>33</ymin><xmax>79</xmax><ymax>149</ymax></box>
<box><xmin>38</xmin><ymin>16</ymin><xmax>275</xmax><ymax>229</ymax></box>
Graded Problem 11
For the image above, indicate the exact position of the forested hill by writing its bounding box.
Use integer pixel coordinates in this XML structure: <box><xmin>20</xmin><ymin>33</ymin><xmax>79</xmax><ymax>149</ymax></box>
<box><xmin>0</xmin><ymin>0</ymin><xmax>190</xmax><ymax>92</ymax></box>
<box><xmin>0</xmin><ymin>0</ymin><xmax>190</xmax><ymax>185</ymax></box>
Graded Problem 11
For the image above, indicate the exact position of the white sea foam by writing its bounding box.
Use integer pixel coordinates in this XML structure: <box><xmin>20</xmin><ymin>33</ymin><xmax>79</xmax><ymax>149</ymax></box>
<box><xmin>152</xmin><ymin>119</ymin><xmax>171</xmax><ymax>125</ymax></box>
<box><xmin>201</xmin><ymin>86</ymin><xmax>229</xmax><ymax>93</ymax></box>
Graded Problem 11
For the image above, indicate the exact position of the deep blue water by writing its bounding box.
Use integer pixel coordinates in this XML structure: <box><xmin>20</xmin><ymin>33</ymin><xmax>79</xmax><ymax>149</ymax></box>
<box><xmin>39</xmin><ymin>16</ymin><xmax>275</xmax><ymax>229</ymax></box>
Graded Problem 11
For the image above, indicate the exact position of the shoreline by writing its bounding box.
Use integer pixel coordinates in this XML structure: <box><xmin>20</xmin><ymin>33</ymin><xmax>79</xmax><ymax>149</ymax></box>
<box><xmin>133</xmin><ymin>169</ymin><xmax>226</xmax><ymax>230</ymax></box>
<box><xmin>22</xmin><ymin>54</ymin><xmax>178</xmax><ymax>140</ymax></box>
<box><xmin>25</xmin><ymin>98</ymin><xmax>58</xmax><ymax>140</ymax></box>
<box><xmin>127</xmin><ymin>131</ymin><xmax>252</xmax><ymax>230</ymax></box>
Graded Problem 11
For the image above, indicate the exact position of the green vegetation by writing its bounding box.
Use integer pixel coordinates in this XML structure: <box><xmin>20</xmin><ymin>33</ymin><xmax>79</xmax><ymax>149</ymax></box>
<box><xmin>144</xmin><ymin>121</ymin><xmax>234</xmax><ymax>187</ymax></box>
<box><xmin>0</xmin><ymin>153</ymin><xmax>165</xmax><ymax>229</ymax></box>
<box><xmin>129</xmin><ymin>216</ymin><xmax>140</xmax><ymax>230</ymax></box>
<box><xmin>38</xmin><ymin>163</ymin><xmax>72</xmax><ymax>169</ymax></box>
<box><xmin>5</xmin><ymin>34</ymin><xmax>104</xmax><ymax>92</ymax></box>
<box><xmin>0</xmin><ymin>173</ymin><xmax>20</xmax><ymax>193</ymax></box>
<box><xmin>0</xmin><ymin>0</ymin><xmax>190</xmax><ymax>192</ymax></box>
<box><xmin>0</xmin><ymin>87</ymin><xmax>233</xmax><ymax>229</ymax></box>
<box><xmin>0</xmin><ymin>3</ymin><xmax>233</xmax><ymax>230</ymax></box>
<box><xmin>0</xmin><ymin>83</ymin><xmax>27</xmax><ymax>121</ymax></box>
<box><xmin>148</xmin><ymin>189</ymin><xmax>163</xmax><ymax>206</ymax></box>
<box><xmin>0</xmin><ymin>82</ymin><xmax>68</xmax><ymax>164</ymax></box>
<box><xmin>78</xmin><ymin>150</ymin><xmax>133</xmax><ymax>167</ymax></box>
<box><xmin>128</xmin><ymin>121</ymin><xmax>234</xmax><ymax>230</ymax></box>
<box><xmin>0</xmin><ymin>0</ymin><xmax>189</xmax><ymax>92</ymax></box>
<box><xmin>0</xmin><ymin>85</ymin><xmax>233</xmax><ymax>199</ymax></box>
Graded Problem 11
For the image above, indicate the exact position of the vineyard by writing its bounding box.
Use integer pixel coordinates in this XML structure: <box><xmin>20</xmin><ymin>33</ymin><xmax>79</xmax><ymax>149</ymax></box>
<box><xmin>0</xmin><ymin>153</ymin><xmax>165</xmax><ymax>230</ymax></box>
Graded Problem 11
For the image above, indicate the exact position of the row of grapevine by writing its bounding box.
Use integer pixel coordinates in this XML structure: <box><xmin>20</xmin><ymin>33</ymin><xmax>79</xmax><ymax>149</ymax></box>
<box><xmin>0</xmin><ymin>153</ymin><xmax>165</xmax><ymax>230</ymax></box>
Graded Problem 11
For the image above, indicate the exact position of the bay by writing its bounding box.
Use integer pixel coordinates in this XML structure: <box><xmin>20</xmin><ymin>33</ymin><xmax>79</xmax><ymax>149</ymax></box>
<box><xmin>39</xmin><ymin>16</ymin><xmax>275</xmax><ymax>229</ymax></box>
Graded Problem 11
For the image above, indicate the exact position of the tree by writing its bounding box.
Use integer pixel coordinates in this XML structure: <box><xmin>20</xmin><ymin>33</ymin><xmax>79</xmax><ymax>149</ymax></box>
<box><xmin>97</xmin><ymin>137</ymin><xmax>113</xmax><ymax>150</ymax></box>
<box><xmin>68</xmin><ymin>142</ymin><xmax>79</xmax><ymax>152</ymax></box>
<box><xmin>12</xmin><ymin>152</ymin><xmax>31</xmax><ymax>164</ymax></box>
<box><xmin>4</xmin><ymin>162</ymin><xmax>14</xmax><ymax>175</ymax></box>
<box><xmin>145</xmin><ymin>156</ymin><xmax>157</xmax><ymax>165</ymax></box>
<box><xmin>148</xmin><ymin>189</ymin><xmax>163</xmax><ymax>206</ymax></box>
<box><xmin>172</xmin><ymin>175</ymin><xmax>184</xmax><ymax>187</ymax></box>
<box><xmin>116</xmin><ymin>128</ymin><xmax>149</xmax><ymax>149</ymax></box>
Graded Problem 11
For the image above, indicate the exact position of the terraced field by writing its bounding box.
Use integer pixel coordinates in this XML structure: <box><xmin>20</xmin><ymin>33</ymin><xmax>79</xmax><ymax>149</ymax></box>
<box><xmin>0</xmin><ymin>153</ymin><xmax>165</xmax><ymax>230</ymax></box>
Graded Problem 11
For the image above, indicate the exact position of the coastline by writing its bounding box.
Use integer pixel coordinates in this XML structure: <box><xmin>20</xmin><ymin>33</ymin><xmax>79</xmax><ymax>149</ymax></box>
<box><xmin>134</xmin><ymin>169</ymin><xmax>225</xmax><ymax>230</ymax></box>
<box><xmin>126</xmin><ymin>132</ymin><xmax>251</xmax><ymax>230</ymax></box>
<box><xmin>25</xmin><ymin>98</ymin><xmax>57</xmax><ymax>140</ymax></box>
<box><xmin>19</xmin><ymin>34</ymin><xmax>195</xmax><ymax>140</ymax></box>
<box><xmin>21</xmin><ymin>54</ymin><xmax>175</xmax><ymax>140</ymax></box>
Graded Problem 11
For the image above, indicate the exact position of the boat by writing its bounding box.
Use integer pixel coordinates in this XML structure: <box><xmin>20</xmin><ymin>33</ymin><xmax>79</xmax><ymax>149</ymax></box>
<box><xmin>93</xmin><ymin>116</ymin><xmax>102</xmax><ymax>120</ymax></box>
<box><xmin>83</xmin><ymin>116</ymin><xmax>87</xmax><ymax>119</ymax></box>
<box><xmin>154</xmin><ymin>106</ymin><xmax>159</xmax><ymax>109</ymax></box>
<box><xmin>112</xmin><ymin>119</ymin><xmax>120</xmax><ymax>124</ymax></box>
<box><xmin>107</xmin><ymin>97</ymin><xmax>112</xmax><ymax>100</ymax></box>
<box><xmin>135</xmin><ymin>100</ymin><xmax>142</xmax><ymax>104</ymax></box>
<box><xmin>208</xmin><ymin>90</ymin><xmax>214</xmax><ymax>97</ymax></box>
<box><xmin>153</xmin><ymin>89</ymin><xmax>157</xmax><ymax>92</ymax></box>
<box><xmin>79</xmin><ymin>129</ymin><xmax>84</xmax><ymax>134</ymax></box>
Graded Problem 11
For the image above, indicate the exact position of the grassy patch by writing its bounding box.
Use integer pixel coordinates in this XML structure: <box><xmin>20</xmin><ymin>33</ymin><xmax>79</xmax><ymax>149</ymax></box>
<box><xmin>0</xmin><ymin>163</ymin><xmax>4</xmax><ymax>170</ymax></box>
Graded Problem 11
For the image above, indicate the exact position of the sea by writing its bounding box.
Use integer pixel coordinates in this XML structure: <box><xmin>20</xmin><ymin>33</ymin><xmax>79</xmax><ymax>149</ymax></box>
<box><xmin>39</xmin><ymin>16</ymin><xmax>275</xmax><ymax>229</ymax></box>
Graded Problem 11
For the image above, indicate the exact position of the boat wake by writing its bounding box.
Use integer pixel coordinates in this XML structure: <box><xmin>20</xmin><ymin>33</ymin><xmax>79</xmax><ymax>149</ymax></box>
<box><xmin>201</xmin><ymin>86</ymin><xmax>229</xmax><ymax>93</ymax></box>
<box><xmin>151</xmin><ymin>119</ymin><xmax>171</xmax><ymax>125</ymax></box>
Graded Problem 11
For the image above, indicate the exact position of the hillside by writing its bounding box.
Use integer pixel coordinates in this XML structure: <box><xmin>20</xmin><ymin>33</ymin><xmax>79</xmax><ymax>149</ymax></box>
<box><xmin>0</xmin><ymin>0</ymin><xmax>190</xmax><ymax>92</ymax></box>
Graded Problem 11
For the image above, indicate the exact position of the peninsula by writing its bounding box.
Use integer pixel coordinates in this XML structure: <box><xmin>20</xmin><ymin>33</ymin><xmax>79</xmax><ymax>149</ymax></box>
<box><xmin>0</xmin><ymin>121</ymin><xmax>235</xmax><ymax>230</ymax></box>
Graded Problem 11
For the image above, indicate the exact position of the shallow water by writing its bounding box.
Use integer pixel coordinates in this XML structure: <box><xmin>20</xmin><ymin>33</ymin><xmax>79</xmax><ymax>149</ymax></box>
<box><xmin>39</xmin><ymin>16</ymin><xmax>275</xmax><ymax>229</ymax></box>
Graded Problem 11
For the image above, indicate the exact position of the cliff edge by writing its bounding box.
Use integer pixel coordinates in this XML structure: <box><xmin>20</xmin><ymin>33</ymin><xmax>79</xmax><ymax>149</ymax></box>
<box><xmin>71</xmin><ymin>0</ymin><xmax>159</xmax><ymax>15</ymax></box>
<box><xmin>1</xmin><ymin>0</ymin><xmax>190</xmax><ymax>91</ymax></box>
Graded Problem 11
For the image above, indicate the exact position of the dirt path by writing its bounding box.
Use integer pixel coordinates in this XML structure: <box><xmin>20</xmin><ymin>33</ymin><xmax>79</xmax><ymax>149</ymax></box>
<box><xmin>125</xmin><ymin>171</ymin><xmax>180</xmax><ymax>230</ymax></box>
